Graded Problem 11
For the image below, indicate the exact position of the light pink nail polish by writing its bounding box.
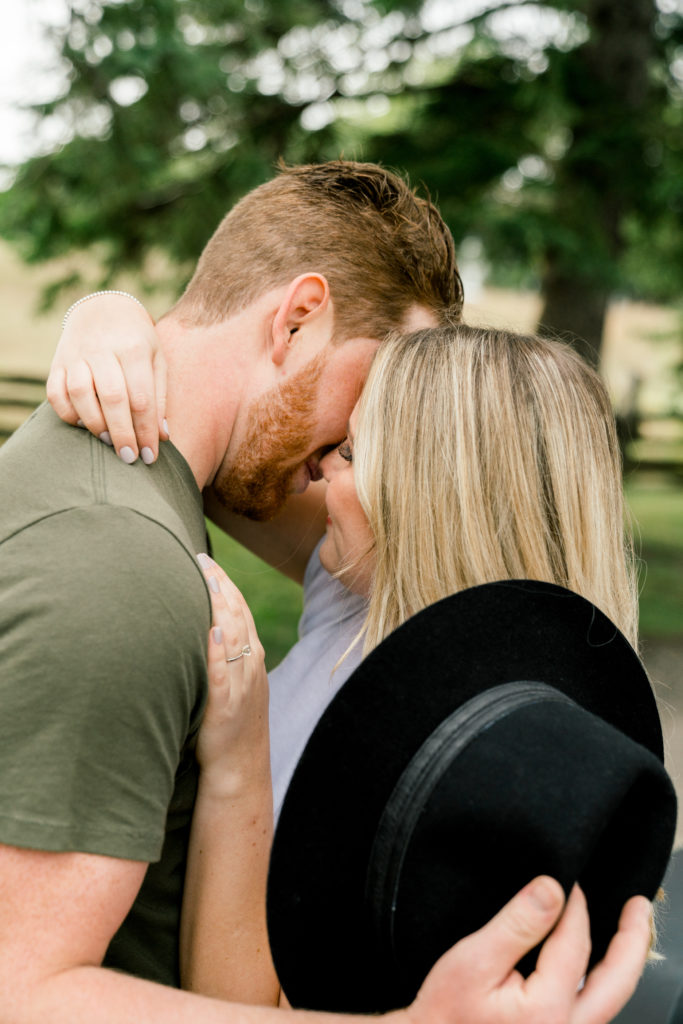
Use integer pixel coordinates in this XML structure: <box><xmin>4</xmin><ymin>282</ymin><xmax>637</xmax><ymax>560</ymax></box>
<box><xmin>120</xmin><ymin>446</ymin><xmax>137</xmax><ymax>464</ymax></box>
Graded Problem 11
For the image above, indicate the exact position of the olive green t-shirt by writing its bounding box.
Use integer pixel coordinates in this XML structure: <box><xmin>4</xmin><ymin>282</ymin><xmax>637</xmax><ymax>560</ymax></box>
<box><xmin>0</xmin><ymin>404</ymin><xmax>212</xmax><ymax>986</ymax></box>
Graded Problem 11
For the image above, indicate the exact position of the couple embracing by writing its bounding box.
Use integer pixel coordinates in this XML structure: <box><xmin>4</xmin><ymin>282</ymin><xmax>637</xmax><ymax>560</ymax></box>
<box><xmin>0</xmin><ymin>160</ymin><xmax>674</xmax><ymax>1024</ymax></box>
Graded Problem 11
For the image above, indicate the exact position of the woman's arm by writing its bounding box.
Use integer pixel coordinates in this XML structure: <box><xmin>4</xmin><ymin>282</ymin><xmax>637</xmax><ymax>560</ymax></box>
<box><xmin>181</xmin><ymin>555</ymin><xmax>279</xmax><ymax>1005</ymax></box>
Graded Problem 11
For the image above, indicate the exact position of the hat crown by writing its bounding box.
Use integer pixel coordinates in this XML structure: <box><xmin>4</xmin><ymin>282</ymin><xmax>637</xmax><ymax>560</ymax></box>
<box><xmin>366</xmin><ymin>681</ymin><xmax>578</xmax><ymax>959</ymax></box>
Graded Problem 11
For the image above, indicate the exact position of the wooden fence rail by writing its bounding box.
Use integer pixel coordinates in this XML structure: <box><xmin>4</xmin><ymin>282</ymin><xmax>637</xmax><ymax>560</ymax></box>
<box><xmin>0</xmin><ymin>373</ymin><xmax>46</xmax><ymax>441</ymax></box>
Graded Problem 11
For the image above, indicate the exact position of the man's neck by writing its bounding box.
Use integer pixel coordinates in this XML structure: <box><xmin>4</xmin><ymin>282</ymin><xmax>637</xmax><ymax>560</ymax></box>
<box><xmin>156</xmin><ymin>313</ymin><xmax>249</xmax><ymax>493</ymax></box>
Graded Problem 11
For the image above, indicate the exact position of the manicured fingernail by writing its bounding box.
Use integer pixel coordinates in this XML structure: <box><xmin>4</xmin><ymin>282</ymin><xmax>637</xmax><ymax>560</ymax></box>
<box><xmin>197</xmin><ymin>553</ymin><xmax>213</xmax><ymax>569</ymax></box>
<box><xmin>141</xmin><ymin>446</ymin><xmax>155</xmax><ymax>465</ymax></box>
<box><xmin>162</xmin><ymin>418</ymin><xmax>169</xmax><ymax>437</ymax></box>
<box><xmin>119</xmin><ymin>446</ymin><xmax>137</xmax><ymax>464</ymax></box>
<box><xmin>208</xmin><ymin>575</ymin><xmax>220</xmax><ymax>594</ymax></box>
<box><xmin>212</xmin><ymin>626</ymin><xmax>223</xmax><ymax>644</ymax></box>
<box><xmin>526</xmin><ymin>878</ymin><xmax>558</xmax><ymax>912</ymax></box>
<box><xmin>99</xmin><ymin>431</ymin><xmax>113</xmax><ymax>446</ymax></box>
<box><xmin>77</xmin><ymin>419</ymin><xmax>85</xmax><ymax>428</ymax></box>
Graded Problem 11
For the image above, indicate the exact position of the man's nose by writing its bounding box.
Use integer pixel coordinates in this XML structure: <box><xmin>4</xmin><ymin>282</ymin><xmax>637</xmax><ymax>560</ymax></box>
<box><xmin>319</xmin><ymin>448</ymin><xmax>336</xmax><ymax>481</ymax></box>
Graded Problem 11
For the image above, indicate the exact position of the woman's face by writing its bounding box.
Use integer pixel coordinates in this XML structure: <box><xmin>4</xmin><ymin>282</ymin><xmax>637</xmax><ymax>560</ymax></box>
<box><xmin>318</xmin><ymin>404</ymin><xmax>375</xmax><ymax>597</ymax></box>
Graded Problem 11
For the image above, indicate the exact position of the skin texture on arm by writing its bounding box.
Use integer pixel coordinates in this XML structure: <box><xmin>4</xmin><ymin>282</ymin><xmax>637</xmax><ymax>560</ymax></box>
<box><xmin>0</xmin><ymin>838</ymin><xmax>651</xmax><ymax>1024</ymax></box>
<box><xmin>180</xmin><ymin>557</ymin><xmax>279</xmax><ymax>1004</ymax></box>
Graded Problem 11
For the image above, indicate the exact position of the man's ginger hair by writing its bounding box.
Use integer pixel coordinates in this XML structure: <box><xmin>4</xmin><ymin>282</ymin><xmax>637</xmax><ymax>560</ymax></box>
<box><xmin>173</xmin><ymin>160</ymin><xmax>463</xmax><ymax>339</ymax></box>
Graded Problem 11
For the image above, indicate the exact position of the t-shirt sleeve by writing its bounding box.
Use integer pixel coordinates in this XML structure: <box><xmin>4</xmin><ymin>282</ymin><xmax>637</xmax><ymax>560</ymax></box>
<box><xmin>0</xmin><ymin>505</ymin><xmax>211</xmax><ymax>862</ymax></box>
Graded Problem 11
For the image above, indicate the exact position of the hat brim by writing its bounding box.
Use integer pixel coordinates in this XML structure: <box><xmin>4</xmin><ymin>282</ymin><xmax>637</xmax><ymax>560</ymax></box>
<box><xmin>267</xmin><ymin>580</ymin><xmax>673</xmax><ymax>1011</ymax></box>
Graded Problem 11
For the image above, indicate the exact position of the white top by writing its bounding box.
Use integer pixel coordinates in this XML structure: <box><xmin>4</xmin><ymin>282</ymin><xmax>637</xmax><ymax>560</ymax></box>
<box><xmin>268</xmin><ymin>542</ymin><xmax>367</xmax><ymax>822</ymax></box>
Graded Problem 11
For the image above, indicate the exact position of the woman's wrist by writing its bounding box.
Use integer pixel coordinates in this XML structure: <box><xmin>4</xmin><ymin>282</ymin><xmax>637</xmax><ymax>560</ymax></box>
<box><xmin>62</xmin><ymin>290</ymin><xmax>152</xmax><ymax>330</ymax></box>
<box><xmin>197</xmin><ymin>758</ymin><xmax>272</xmax><ymax>803</ymax></box>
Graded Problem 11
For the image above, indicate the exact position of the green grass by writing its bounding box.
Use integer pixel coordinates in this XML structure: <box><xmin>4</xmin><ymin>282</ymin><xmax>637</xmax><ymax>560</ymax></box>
<box><xmin>626</xmin><ymin>474</ymin><xmax>683</xmax><ymax>640</ymax></box>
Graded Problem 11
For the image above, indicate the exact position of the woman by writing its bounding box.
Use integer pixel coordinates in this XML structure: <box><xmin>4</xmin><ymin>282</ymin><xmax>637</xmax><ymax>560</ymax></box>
<box><xmin>48</xmin><ymin>299</ymin><xmax>647</xmax><ymax>1009</ymax></box>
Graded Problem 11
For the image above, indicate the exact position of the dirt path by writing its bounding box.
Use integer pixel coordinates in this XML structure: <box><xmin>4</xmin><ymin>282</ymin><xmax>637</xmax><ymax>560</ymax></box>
<box><xmin>642</xmin><ymin>640</ymin><xmax>683</xmax><ymax>848</ymax></box>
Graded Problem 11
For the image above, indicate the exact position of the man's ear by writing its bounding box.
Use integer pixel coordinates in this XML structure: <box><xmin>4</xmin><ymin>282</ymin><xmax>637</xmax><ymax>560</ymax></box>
<box><xmin>271</xmin><ymin>273</ymin><xmax>330</xmax><ymax>366</ymax></box>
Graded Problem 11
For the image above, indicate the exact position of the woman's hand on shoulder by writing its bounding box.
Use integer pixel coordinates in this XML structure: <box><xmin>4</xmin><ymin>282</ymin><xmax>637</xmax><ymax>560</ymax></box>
<box><xmin>46</xmin><ymin>292</ymin><xmax>168</xmax><ymax>464</ymax></box>
<box><xmin>182</xmin><ymin>555</ymin><xmax>275</xmax><ymax>1005</ymax></box>
<box><xmin>197</xmin><ymin>553</ymin><xmax>269</xmax><ymax>797</ymax></box>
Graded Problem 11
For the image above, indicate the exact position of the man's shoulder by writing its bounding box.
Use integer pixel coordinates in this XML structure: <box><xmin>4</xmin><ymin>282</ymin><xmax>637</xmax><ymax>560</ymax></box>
<box><xmin>2</xmin><ymin>502</ymin><xmax>209</xmax><ymax>623</ymax></box>
<box><xmin>1</xmin><ymin>404</ymin><xmax>206</xmax><ymax>560</ymax></box>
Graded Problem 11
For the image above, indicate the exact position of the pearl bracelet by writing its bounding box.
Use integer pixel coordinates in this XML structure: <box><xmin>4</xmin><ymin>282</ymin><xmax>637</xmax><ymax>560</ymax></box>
<box><xmin>61</xmin><ymin>290</ymin><xmax>147</xmax><ymax>330</ymax></box>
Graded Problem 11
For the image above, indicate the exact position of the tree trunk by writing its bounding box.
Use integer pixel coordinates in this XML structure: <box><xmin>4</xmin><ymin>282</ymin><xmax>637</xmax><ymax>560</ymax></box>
<box><xmin>537</xmin><ymin>267</ymin><xmax>610</xmax><ymax>369</ymax></box>
<box><xmin>536</xmin><ymin>0</ymin><xmax>657</xmax><ymax>367</ymax></box>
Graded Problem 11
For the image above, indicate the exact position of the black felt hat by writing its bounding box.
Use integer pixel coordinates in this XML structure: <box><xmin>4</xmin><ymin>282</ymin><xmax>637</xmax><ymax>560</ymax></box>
<box><xmin>267</xmin><ymin>580</ymin><xmax>677</xmax><ymax>1014</ymax></box>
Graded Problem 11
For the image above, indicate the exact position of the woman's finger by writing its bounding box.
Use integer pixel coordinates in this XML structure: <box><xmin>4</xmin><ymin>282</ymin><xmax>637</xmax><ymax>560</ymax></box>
<box><xmin>207</xmin><ymin>564</ymin><xmax>265</xmax><ymax>663</ymax></box>
<box><xmin>206</xmin><ymin>624</ymin><xmax>230</xmax><ymax>693</ymax></box>
<box><xmin>198</xmin><ymin>556</ymin><xmax>253</xmax><ymax>661</ymax></box>
<box><xmin>64</xmin><ymin>360</ymin><xmax>109</xmax><ymax>439</ymax></box>
<box><xmin>45</xmin><ymin>364</ymin><xmax>80</xmax><ymax>425</ymax></box>
<box><xmin>84</xmin><ymin>352</ymin><xmax>141</xmax><ymax>461</ymax></box>
<box><xmin>197</xmin><ymin>554</ymin><xmax>269</xmax><ymax>780</ymax></box>
<box><xmin>118</xmin><ymin>343</ymin><xmax>164</xmax><ymax>463</ymax></box>
<box><xmin>153</xmin><ymin>349</ymin><xmax>169</xmax><ymax>440</ymax></box>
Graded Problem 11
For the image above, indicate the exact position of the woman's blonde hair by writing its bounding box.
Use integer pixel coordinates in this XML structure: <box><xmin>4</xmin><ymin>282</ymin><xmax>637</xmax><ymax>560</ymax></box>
<box><xmin>351</xmin><ymin>321</ymin><xmax>638</xmax><ymax>655</ymax></box>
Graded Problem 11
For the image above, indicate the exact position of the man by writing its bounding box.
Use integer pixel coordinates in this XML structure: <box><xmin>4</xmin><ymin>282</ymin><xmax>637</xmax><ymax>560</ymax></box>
<box><xmin>0</xmin><ymin>161</ymin><xmax>650</xmax><ymax>1023</ymax></box>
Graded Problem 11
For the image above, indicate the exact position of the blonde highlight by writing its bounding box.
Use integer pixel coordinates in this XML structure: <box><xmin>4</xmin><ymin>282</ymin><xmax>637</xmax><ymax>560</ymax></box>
<box><xmin>351</xmin><ymin>322</ymin><xmax>637</xmax><ymax>656</ymax></box>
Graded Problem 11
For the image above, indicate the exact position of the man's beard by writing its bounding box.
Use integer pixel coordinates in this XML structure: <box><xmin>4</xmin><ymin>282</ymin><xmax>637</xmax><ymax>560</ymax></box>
<box><xmin>215</xmin><ymin>351</ymin><xmax>327</xmax><ymax>521</ymax></box>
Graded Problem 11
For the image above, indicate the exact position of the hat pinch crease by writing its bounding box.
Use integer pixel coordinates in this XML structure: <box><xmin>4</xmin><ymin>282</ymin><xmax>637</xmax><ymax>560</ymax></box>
<box><xmin>365</xmin><ymin>680</ymin><xmax>577</xmax><ymax>962</ymax></box>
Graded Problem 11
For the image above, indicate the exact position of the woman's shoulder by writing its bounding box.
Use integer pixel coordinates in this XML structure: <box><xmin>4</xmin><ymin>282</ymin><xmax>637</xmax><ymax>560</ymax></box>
<box><xmin>300</xmin><ymin>540</ymin><xmax>366</xmax><ymax>637</ymax></box>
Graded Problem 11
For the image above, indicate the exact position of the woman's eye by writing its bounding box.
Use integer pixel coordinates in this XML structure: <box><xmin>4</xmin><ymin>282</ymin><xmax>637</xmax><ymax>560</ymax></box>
<box><xmin>337</xmin><ymin>441</ymin><xmax>353</xmax><ymax>463</ymax></box>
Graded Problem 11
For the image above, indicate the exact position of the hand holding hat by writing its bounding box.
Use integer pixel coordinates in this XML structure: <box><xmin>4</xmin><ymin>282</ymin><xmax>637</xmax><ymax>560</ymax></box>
<box><xmin>406</xmin><ymin>878</ymin><xmax>652</xmax><ymax>1024</ymax></box>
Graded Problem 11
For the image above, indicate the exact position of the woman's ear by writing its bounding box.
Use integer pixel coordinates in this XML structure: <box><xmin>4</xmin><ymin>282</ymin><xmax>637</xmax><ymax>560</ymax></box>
<box><xmin>271</xmin><ymin>274</ymin><xmax>330</xmax><ymax>366</ymax></box>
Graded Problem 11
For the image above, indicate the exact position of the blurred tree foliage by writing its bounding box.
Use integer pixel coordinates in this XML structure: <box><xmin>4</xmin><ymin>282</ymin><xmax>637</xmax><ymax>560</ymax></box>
<box><xmin>1</xmin><ymin>0</ymin><xmax>681</xmax><ymax>362</ymax></box>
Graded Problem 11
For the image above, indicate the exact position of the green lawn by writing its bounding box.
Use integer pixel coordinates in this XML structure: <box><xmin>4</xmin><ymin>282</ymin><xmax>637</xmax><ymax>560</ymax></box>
<box><xmin>626</xmin><ymin>474</ymin><xmax>683</xmax><ymax>640</ymax></box>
